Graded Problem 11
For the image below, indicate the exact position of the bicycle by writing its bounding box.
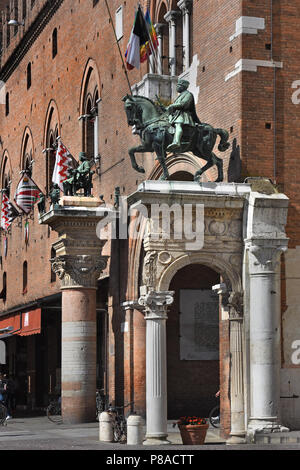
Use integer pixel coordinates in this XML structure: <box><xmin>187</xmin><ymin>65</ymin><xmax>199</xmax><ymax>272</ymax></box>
<box><xmin>96</xmin><ymin>389</ymin><xmax>108</xmax><ymax>419</ymax></box>
<box><xmin>47</xmin><ymin>390</ymin><xmax>107</xmax><ymax>423</ymax></box>
<box><xmin>0</xmin><ymin>391</ymin><xmax>9</xmax><ymax>426</ymax></box>
<box><xmin>208</xmin><ymin>390</ymin><xmax>220</xmax><ymax>428</ymax></box>
<box><xmin>107</xmin><ymin>401</ymin><xmax>134</xmax><ymax>443</ymax></box>
<box><xmin>46</xmin><ymin>395</ymin><xmax>62</xmax><ymax>424</ymax></box>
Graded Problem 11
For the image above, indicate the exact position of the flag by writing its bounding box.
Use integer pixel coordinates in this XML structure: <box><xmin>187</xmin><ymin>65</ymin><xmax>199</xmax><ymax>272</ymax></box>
<box><xmin>125</xmin><ymin>7</ymin><xmax>151</xmax><ymax>70</ymax></box>
<box><xmin>145</xmin><ymin>9</ymin><xmax>159</xmax><ymax>52</ymax></box>
<box><xmin>52</xmin><ymin>139</ymin><xmax>73</xmax><ymax>191</ymax></box>
<box><xmin>1</xmin><ymin>191</ymin><xmax>20</xmax><ymax>231</ymax></box>
<box><xmin>14</xmin><ymin>173</ymin><xmax>41</xmax><ymax>214</ymax></box>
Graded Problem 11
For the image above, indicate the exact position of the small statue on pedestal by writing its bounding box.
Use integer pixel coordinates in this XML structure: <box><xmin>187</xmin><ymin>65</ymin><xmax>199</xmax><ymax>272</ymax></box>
<box><xmin>63</xmin><ymin>152</ymin><xmax>94</xmax><ymax>197</ymax></box>
<box><xmin>50</xmin><ymin>184</ymin><xmax>61</xmax><ymax>206</ymax></box>
<box><xmin>37</xmin><ymin>192</ymin><xmax>46</xmax><ymax>215</ymax></box>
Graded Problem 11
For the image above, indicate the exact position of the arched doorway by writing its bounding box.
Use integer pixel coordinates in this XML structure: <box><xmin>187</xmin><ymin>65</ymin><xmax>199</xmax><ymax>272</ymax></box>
<box><xmin>167</xmin><ymin>263</ymin><xmax>220</xmax><ymax>418</ymax></box>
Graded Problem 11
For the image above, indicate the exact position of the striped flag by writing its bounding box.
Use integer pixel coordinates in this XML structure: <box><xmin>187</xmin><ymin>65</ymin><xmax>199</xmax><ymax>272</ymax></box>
<box><xmin>125</xmin><ymin>6</ymin><xmax>151</xmax><ymax>70</ymax></box>
<box><xmin>1</xmin><ymin>191</ymin><xmax>20</xmax><ymax>231</ymax></box>
<box><xmin>14</xmin><ymin>173</ymin><xmax>41</xmax><ymax>214</ymax></box>
<box><xmin>144</xmin><ymin>9</ymin><xmax>159</xmax><ymax>55</ymax></box>
<box><xmin>52</xmin><ymin>139</ymin><xmax>73</xmax><ymax>191</ymax></box>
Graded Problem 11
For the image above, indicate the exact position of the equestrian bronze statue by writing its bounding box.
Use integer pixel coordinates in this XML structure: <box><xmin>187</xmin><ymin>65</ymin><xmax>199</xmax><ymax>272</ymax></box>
<box><xmin>123</xmin><ymin>79</ymin><xmax>230</xmax><ymax>182</ymax></box>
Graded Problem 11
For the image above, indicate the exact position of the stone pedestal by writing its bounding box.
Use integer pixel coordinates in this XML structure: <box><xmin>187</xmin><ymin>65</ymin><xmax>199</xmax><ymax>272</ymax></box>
<box><xmin>39</xmin><ymin>196</ymin><xmax>110</xmax><ymax>423</ymax></box>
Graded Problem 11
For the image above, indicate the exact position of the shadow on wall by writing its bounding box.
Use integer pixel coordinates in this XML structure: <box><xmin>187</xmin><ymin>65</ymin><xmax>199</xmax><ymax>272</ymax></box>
<box><xmin>227</xmin><ymin>138</ymin><xmax>241</xmax><ymax>183</ymax></box>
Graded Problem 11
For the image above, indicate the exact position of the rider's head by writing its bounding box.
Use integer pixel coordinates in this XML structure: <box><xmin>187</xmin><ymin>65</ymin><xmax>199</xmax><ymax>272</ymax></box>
<box><xmin>79</xmin><ymin>152</ymin><xmax>87</xmax><ymax>161</ymax></box>
<box><xmin>177</xmin><ymin>79</ymin><xmax>190</xmax><ymax>92</ymax></box>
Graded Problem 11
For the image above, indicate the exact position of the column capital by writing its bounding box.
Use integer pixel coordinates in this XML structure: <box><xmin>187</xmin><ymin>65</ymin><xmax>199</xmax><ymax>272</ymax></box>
<box><xmin>164</xmin><ymin>10</ymin><xmax>181</xmax><ymax>24</ymax></box>
<box><xmin>245</xmin><ymin>239</ymin><xmax>288</xmax><ymax>273</ymax></box>
<box><xmin>154</xmin><ymin>23</ymin><xmax>167</xmax><ymax>35</ymax></box>
<box><xmin>51</xmin><ymin>254</ymin><xmax>108</xmax><ymax>289</ymax></box>
<box><xmin>138</xmin><ymin>290</ymin><xmax>174</xmax><ymax>319</ymax></box>
<box><xmin>177</xmin><ymin>0</ymin><xmax>192</xmax><ymax>14</ymax></box>
<box><xmin>228</xmin><ymin>291</ymin><xmax>244</xmax><ymax>321</ymax></box>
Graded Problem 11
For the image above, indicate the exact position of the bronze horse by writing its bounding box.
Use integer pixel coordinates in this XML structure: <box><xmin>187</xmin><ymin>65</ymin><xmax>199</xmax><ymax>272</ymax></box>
<box><xmin>123</xmin><ymin>94</ymin><xmax>230</xmax><ymax>182</ymax></box>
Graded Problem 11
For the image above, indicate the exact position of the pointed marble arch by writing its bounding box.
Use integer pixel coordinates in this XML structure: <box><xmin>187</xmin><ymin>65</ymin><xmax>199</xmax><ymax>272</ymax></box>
<box><xmin>79</xmin><ymin>58</ymin><xmax>102</xmax><ymax>115</ymax></box>
<box><xmin>19</xmin><ymin>126</ymin><xmax>34</xmax><ymax>171</ymax></box>
<box><xmin>43</xmin><ymin>99</ymin><xmax>61</xmax><ymax>148</ymax></box>
<box><xmin>147</xmin><ymin>151</ymin><xmax>215</xmax><ymax>182</ymax></box>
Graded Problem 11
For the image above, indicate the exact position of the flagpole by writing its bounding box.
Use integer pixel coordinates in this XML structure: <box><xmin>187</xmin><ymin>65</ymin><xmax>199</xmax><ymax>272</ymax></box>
<box><xmin>104</xmin><ymin>0</ymin><xmax>133</xmax><ymax>95</ymax></box>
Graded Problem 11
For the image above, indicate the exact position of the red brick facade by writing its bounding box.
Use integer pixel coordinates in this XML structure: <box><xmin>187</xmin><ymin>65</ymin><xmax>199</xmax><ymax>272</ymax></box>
<box><xmin>0</xmin><ymin>0</ymin><xmax>299</xmax><ymax>435</ymax></box>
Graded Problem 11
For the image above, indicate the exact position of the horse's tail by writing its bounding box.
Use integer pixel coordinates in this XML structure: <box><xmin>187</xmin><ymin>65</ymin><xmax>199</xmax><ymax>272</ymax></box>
<box><xmin>215</xmin><ymin>128</ymin><xmax>230</xmax><ymax>152</ymax></box>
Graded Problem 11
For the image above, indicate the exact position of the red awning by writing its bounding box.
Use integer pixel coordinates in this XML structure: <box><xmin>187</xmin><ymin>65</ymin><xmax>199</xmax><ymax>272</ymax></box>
<box><xmin>0</xmin><ymin>308</ymin><xmax>41</xmax><ymax>337</ymax></box>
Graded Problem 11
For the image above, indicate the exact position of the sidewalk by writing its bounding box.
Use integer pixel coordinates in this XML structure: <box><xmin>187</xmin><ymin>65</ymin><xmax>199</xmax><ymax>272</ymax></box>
<box><xmin>0</xmin><ymin>415</ymin><xmax>300</xmax><ymax>450</ymax></box>
<box><xmin>0</xmin><ymin>415</ymin><xmax>224</xmax><ymax>450</ymax></box>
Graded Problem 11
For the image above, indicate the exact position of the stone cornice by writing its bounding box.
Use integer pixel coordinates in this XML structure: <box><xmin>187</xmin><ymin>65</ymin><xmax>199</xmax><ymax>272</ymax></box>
<box><xmin>0</xmin><ymin>0</ymin><xmax>64</xmax><ymax>82</ymax></box>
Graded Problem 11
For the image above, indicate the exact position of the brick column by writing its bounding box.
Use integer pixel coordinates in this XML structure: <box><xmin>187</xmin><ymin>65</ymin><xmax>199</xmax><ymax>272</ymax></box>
<box><xmin>52</xmin><ymin>253</ymin><xmax>107</xmax><ymax>423</ymax></box>
<box><xmin>39</xmin><ymin>197</ymin><xmax>110</xmax><ymax>424</ymax></box>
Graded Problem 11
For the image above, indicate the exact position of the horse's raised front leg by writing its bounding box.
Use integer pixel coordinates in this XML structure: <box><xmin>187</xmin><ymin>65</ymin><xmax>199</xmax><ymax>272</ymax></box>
<box><xmin>128</xmin><ymin>145</ymin><xmax>147</xmax><ymax>174</ymax></box>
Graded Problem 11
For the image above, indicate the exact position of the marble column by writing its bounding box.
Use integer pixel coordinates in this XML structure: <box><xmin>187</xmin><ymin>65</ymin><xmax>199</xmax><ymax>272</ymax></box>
<box><xmin>177</xmin><ymin>0</ymin><xmax>192</xmax><ymax>71</ymax></box>
<box><xmin>138</xmin><ymin>290</ymin><xmax>174</xmax><ymax>445</ymax></box>
<box><xmin>154</xmin><ymin>23</ymin><xmax>165</xmax><ymax>75</ymax></box>
<box><xmin>246</xmin><ymin>241</ymin><xmax>289</xmax><ymax>436</ymax></box>
<box><xmin>226</xmin><ymin>292</ymin><xmax>246</xmax><ymax>444</ymax></box>
<box><xmin>164</xmin><ymin>11</ymin><xmax>180</xmax><ymax>76</ymax></box>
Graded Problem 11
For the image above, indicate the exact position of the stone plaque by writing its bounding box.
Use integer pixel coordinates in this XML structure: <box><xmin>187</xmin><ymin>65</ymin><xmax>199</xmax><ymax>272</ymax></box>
<box><xmin>179</xmin><ymin>289</ymin><xmax>219</xmax><ymax>360</ymax></box>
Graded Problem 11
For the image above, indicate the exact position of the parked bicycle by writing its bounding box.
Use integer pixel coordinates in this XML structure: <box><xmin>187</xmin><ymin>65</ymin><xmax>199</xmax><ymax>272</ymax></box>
<box><xmin>0</xmin><ymin>399</ymin><xmax>8</xmax><ymax>426</ymax></box>
<box><xmin>208</xmin><ymin>390</ymin><xmax>220</xmax><ymax>428</ymax></box>
<box><xmin>107</xmin><ymin>401</ymin><xmax>134</xmax><ymax>443</ymax></box>
<box><xmin>96</xmin><ymin>389</ymin><xmax>108</xmax><ymax>419</ymax></box>
<box><xmin>46</xmin><ymin>390</ymin><xmax>108</xmax><ymax>424</ymax></box>
<box><xmin>46</xmin><ymin>395</ymin><xmax>62</xmax><ymax>424</ymax></box>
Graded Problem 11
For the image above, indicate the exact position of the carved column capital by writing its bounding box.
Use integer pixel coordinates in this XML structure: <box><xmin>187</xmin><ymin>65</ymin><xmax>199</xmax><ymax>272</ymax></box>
<box><xmin>138</xmin><ymin>290</ymin><xmax>174</xmax><ymax>319</ymax></box>
<box><xmin>245</xmin><ymin>239</ymin><xmax>288</xmax><ymax>274</ymax></box>
<box><xmin>51</xmin><ymin>254</ymin><xmax>108</xmax><ymax>290</ymax></box>
<box><xmin>164</xmin><ymin>10</ymin><xmax>181</xmax><ymax>24</ymax></box>
<box><xmin>177</xmin><ymin>0</ymin><xmax>192</xmax><ymax>14</ymax></box>
<box><xmin>154</xmin><ymin>23</ymin><xmax>167</xmax><ymax>36</ymax></box>
<box><xmin>228</xmin><ymin>291</ymin><xmax>244</xmax><ymax>321</ymax></box>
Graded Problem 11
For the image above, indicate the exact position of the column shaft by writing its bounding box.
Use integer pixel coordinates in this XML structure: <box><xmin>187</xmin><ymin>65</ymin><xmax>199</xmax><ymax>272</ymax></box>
<box><xmin>61</xmin><ymin>288</ymin><xmax>97</xmax><ymax>423</ymax></box>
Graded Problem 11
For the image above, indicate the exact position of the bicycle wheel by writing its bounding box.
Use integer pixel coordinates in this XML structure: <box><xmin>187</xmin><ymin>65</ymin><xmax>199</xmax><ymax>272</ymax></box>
<box><xmin>0</xmin><ymin>403</ymin><xmax>7</xmax><ymax>426</ymax></box>
<box><xmin>209</xmin><ymin>405</ymin><xmax>220</xmax><ymax>428</ymax></box>
<box><xmin>46</xmin><ymin>402</ymin><xmax>62</xmax><ymax>424</ymax></box>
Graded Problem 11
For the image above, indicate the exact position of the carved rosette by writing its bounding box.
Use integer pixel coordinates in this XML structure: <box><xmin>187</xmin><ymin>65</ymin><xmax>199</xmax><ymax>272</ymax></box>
<box><xmin>138</xmin><ymin>291</ymin><xmax>174</xmax><ymax>320</ymax></box>
<box><xmin>51</xmin><ymin>254</ymin><xmax>108</xmax><ymax>289</ymax></box>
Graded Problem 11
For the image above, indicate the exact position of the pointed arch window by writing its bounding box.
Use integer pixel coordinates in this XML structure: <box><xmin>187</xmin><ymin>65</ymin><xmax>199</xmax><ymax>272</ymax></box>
<box><xmin>5</xmin><ymin>92</ymin><xmax>9</xmax><ymax>116</ymax></box>
<box><xmin>27</xmin><ymin>62</ymin><xmax>32</xmax><ymax>90</ymax></box>
<box><xmin>52</xmin><ymin>28</ymin><xmax>58</xmax><ymax>59</ymax></box>
<box><xmin>23</xmin><ymin>261</ymin><xmax>28</xmax><ymax>295</ymax></box>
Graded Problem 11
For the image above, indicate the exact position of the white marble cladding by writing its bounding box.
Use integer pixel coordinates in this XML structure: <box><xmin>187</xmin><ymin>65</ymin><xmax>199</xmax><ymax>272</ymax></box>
<box><xmin>230</xmin><ymin>16</ymin><xmax>265</xmax><ymax>41</ymax></box>
<box><xmin>137</xmin><ymin>180</ymin><xmax>251</xmax><ymax>196</ymax></box>
<box><xmin>131</xmin><ymin>73</ymin><xmax>178</xmax><ymax>102</ymax></box>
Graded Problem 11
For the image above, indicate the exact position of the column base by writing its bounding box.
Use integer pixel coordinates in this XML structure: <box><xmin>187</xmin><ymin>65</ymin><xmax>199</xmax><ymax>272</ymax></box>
<box><xmin>226</xmin><ymin>433</ymin><xmax>247</xmax><ymax>445</ymax></box>
<box><xmin>246</xmin><ymin>418</ymin><xmax>290</xmax><ymax>443</ymax></box>
<box><xmin>143</xmin><ymin>435</ymin><xmax>171</xmax><ymax>446</ymax></box>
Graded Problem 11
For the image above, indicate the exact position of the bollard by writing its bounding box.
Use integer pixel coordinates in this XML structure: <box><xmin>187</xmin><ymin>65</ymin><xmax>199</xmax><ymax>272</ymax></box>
<box><xmin>127</xmin><ymin>414</ymin><xmax>145</xmax><ymax>445</ymax></box>
<box><xmin>99</xmin><ymin>411</ymin><xmax>113</xmax><ymax>442</ymax></box>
